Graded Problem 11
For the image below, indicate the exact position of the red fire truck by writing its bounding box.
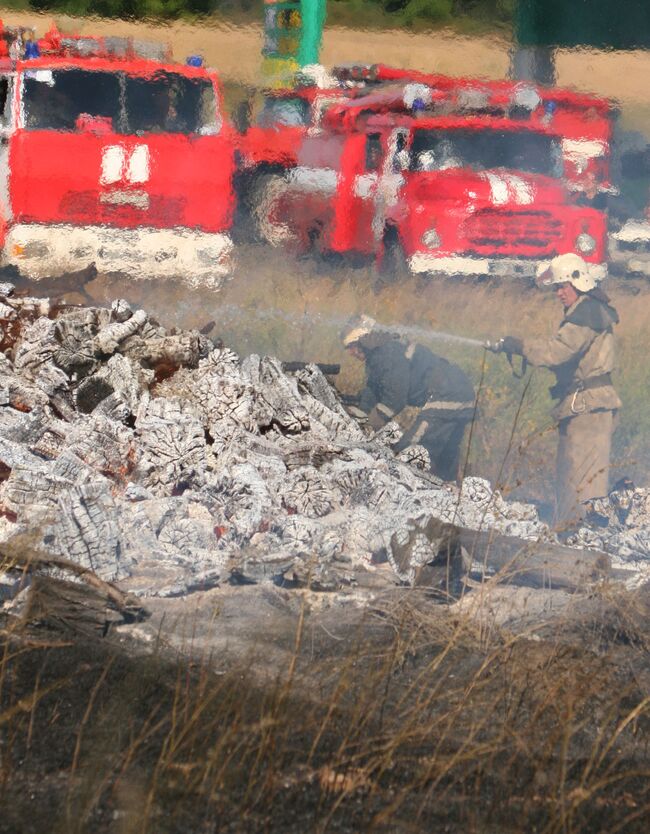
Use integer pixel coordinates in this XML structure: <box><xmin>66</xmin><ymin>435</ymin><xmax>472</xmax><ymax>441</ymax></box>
<box><xmin>0</xmin><ymin>25</ymin><xmax>236</xmax><ymax>288</ymax></box>
<box><xmin>235</xmin><ymin>74</ymin><xmax>359</xmax><ymax>230</ymax></box>
<box><xmin>238</xmin><ymin>83</ymin><xmax>350</xmax><ymax>169</ymax></box>
<box><xmin>329</xmin><ymin>64</ymin><xmax>616</xmax><ymax>201</ymax></box>
<box><xmin>257</xmin><ymin>109</ymin><xmax>608</xmax><ymax>281</ymax></box>
<box><xmin>241</xmin><ymin>62</ymin><xmax>615</xmax><ymax>204</ymax></box>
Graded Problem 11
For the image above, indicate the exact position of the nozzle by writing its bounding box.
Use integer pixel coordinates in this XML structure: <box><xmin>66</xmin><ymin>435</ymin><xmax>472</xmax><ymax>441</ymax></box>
<box><xmin>484</xmin><ymin>339</ymin><xmax>504</xmax><ymax>353</ymax></box>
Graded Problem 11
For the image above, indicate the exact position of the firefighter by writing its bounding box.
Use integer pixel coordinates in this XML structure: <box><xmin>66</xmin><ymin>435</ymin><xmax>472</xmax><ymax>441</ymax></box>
<box><xmin>342</xmin><ymin>316</ymin><xmax>476</xmax><ymax>482</ymax></box>
<box><xmin>489</xmin><ymin>253</ymin><xmax>621</xmax><ymax>528</ymax></box>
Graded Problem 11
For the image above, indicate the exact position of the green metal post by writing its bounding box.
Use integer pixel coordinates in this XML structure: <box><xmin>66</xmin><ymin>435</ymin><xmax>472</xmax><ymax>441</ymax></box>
<box><xmin>261</xmin><ymin>0</ymin><xmax>327</xmax><ymax>86</ymax></box>
<box><xmin>297</xmin><ymin>0</ymin><xmax>327</xmax><ymax>66</ymax></box>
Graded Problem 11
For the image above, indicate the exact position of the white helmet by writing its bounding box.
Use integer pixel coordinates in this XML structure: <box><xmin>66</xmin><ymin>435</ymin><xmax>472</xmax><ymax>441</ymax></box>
<box><xmin>537</xmin><ymin>253</ymin><xmax>597</xmax><ymax>293</ymax></box>
<box><xmin>341</xmin><ymin>314</ymin><xmax>376</xmax><ymax>347</ymax></box>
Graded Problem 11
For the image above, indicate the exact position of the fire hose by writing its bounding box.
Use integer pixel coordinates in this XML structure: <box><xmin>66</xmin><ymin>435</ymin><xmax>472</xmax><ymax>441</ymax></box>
<box><xmin>484</xmin><ymin>338</ymin><xmax>528</xmax><ymax>379</ymax></box>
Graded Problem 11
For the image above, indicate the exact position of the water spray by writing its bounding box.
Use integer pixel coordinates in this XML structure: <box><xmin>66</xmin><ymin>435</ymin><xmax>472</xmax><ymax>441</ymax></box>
<box><xmin>206</xmin><ymin>301</ymin><xmax>529</xmax><ymax>382</ymax></box>
<box><xmin>211</xmin><ymin>302</ymin><xmax>487</xmax><ymax>351</ymax></box>
<box><xmin>384</xmin><ymin>322</ymin><xmax>487</xmax><ymax>349</ymax></box>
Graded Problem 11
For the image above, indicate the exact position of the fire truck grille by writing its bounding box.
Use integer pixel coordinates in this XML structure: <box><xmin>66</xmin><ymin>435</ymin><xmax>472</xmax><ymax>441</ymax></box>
<box><xmin>464</xmin><ymin>210</ymin><xmax>564</xmax><ymax>255</ymax></box>
<box><xmin>58</xmin><ymin>191</ymin><xmax>186</xmax><ymax>227</ymax></box>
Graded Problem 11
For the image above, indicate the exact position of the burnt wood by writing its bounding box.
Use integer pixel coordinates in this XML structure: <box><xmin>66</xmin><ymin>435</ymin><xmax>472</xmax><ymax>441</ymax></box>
<box><xmin>458</xmin><ymin>527</ymin><xmax>611</xmax><ymax>590</ymax></box>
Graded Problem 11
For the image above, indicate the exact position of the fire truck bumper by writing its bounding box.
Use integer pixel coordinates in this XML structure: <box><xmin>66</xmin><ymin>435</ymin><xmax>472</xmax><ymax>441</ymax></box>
<box><xmin>3</xmin><ymin>225</ymin><xmax>234</xmax><ymax>290</ymax></box>
<box><xmin>409</xmin><ymin>253</ymin><xmax>608</xmax><ymax>282</ymax></box>
<box><xmin>609</xmin><ymin>221</ymin><xmax>650</xmax><ymax>276</ymax></box>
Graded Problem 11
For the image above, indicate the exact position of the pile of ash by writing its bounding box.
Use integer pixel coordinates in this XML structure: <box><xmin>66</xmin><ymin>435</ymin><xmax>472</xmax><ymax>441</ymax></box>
<box><xmin>567</xmin><ymin>479</ymin><xmax>650</xmax><ymax>568</ymax></box>
<box><xmin>0</xmin><ymin>284</ymin><xmax>644</xmax><ymax>599</ymax></box>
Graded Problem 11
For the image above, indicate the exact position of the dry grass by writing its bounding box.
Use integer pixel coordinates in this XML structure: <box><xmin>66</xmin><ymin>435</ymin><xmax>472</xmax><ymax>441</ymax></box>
<box><xmin>82</xmin><ymin>252</ymin><xmax>650</xmax><ymax>507</ymax></box>
<box><xmin>150</xmin><ymin>252</ymin><xmax>647</xmax><ymax>506</ymax></box>
<box><xmin>1</xmin><ymin>356</ymin><xmax>649</xmax><ymax>833</ymax></box>
<box><xmin>1</xmin><ymin>569</ymin><xmax>650</xmax><ymax>834</ymax></box>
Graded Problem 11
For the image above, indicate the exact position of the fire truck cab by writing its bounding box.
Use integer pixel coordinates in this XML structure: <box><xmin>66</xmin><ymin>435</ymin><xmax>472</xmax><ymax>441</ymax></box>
<box><xmin>0</xmin><ymin>27</ymin><xmax>235</xmax><ymax>288</ymax></box>
<box><xmin>243</xmin><ymin>63</ymin><xmax>616</xmax><ymax>203</ymax></box>
<box><xmin>238</xmin><ymin>84</ymin><xmax>349</xmax><ymax>170</ymax></box>
<box><xmin>259</xmin><ymin>111</ymin><xmax>608</xmax><ymax>281</ymax></box>
<box><xmin>329</xmin><ymin>64</ymin><xmax>616</xmax><ymax>202</ymax></box>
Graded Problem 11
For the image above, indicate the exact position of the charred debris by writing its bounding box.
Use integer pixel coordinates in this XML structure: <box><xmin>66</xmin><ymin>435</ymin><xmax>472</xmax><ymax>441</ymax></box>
<box><xmin>0</xmin><ymin>283</ymin><xmax>647</xmax><ymax>614</ymax></box>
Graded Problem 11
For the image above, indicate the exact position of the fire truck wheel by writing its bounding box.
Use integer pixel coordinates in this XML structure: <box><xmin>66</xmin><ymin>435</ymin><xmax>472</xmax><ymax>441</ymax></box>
<box><xmin>252</xmin><ymin>173</ymin><xmax>297</xmax><ymax>247</ymax></box>
<box><xmin>378</xmin><ymin>230</ymin><xmax>409</xmax><ymax>284</ymax></box>
<box><xmin>307</xmin><ymin>222</ymin><xmax>331</xmax><ymax>260</ymax></box>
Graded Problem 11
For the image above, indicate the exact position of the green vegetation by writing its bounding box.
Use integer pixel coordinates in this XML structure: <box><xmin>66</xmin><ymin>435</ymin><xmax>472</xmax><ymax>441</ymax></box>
<box><xmin>327</xmin><ymin>0</ymin><xmax>517</xmax><ymax>37</ymax></box>
<box><xmin>17</xmin><ymin>0</ymin><xmax>515</xmax><ymax>33</ymax></box>
<box><xmin>26</xmin><ymin>0</ymin><xmax>219</xmax><ymax>19</ymax></box>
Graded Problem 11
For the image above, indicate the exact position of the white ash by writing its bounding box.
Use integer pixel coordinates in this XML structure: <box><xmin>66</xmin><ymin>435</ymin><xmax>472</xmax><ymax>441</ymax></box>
<box><xmin>564</xmin><ymin>483</ymin><xmax>650</xmax><ymax>563</ymax></box>
<box><xmin>134</xmin><ymin>398</ymin><xmax>207</xmax><ymax>496</ymax></box>
<box><xmin>66</xmin><ymin>415</ymin><xmax>137</xmax><ymax>480</ymax></box>
<box><xmin>395</xmin><ymin>444</ymin><xmax>431</xmax><ymax>470</ymax></box>
<box><xmin>452</xmin><ymin>477</ymin><xmax>550</xmax><ymax>539</ymax></box>
<box><xmin>0</xmin><ymin>288</ymin><xmax>642</xmax><ymax>598</ymax></box>
<box><xmin>53</xmin><ymin>479</ymin><xmax>129</xmax><ymax>578</ymax></box>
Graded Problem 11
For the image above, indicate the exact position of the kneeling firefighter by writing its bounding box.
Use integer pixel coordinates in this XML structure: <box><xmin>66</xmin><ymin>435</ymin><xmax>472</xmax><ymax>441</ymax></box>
<box><xmin>488</xmin><ymin>253</ymin><xmax>621</xmax><ymax>527</ymax></box>
<box><xmin>341</xmin><ymin>316</ymin><xmax>476</xmax><ymax>482</ymax></box>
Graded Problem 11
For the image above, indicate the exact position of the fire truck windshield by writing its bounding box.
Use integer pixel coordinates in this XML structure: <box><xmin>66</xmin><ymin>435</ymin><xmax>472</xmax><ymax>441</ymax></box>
<box><xmin>125</xmin><ymin>72</ymin><xmax>217</xmax><ymax>134</ymax></box>
<box><xmin>23</xmin><ymin>68</ymin><xmax>219</xmax><ymax>135</ymax></box>
<box><xmin>23</xmin><ymin>69</ymin><xmax>120</xmax><ymax>131</ymax></box>
<box><xmin>258</xmin><ymin>96</ymin><xmax>310</xmax><ymax>128</ymax></box>
<box><xmin>410</xmin><ymin>128</ymin><xmax>563</xmax><ymax>178</ymax></box>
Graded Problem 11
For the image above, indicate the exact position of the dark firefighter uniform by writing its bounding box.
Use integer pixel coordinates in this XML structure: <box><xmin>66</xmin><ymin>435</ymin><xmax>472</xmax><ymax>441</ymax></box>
<box><xmin>355</xmin><ymin>332</ymin><xmax>476</xmax><ymax>481</ymax></box>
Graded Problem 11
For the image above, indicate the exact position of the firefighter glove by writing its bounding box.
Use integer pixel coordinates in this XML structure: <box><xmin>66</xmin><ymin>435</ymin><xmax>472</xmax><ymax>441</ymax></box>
<box><xmin>486</xmin><ymin>336</ymin><xmax>524</xmax><ymax>356</ymax></box>
<box><xmin>501</xmin><ymin>336</ymin><xmax>524</xmax><ymax>356</ymax></box>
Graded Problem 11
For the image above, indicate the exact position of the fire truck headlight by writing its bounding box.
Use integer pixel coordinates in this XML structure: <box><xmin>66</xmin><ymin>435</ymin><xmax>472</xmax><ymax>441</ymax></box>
<box><xmin>421</xmin><ymin>228</ymin><xmax>441</xmax><ymax>249</ymax></box>
<box><xmin>576</xmin><ymin>233</ymin><xmax>596</xmax><ymax>255</ymax></box>
<box><xmin>12</xmin><ymin>241</ymin><xmax>49</xmax><ymax>259</ymax></box>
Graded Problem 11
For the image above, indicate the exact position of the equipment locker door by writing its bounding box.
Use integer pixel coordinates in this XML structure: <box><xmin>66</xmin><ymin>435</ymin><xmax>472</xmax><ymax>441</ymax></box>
<box><xmin>333</xmin><ymin>129</ymin><xmax>406</xmax><ymax>255</ymax></box>
<box><xmin>0</xmin><ymin>71</ymin><xmax>14</xmax><ymax>247</ymax></box>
